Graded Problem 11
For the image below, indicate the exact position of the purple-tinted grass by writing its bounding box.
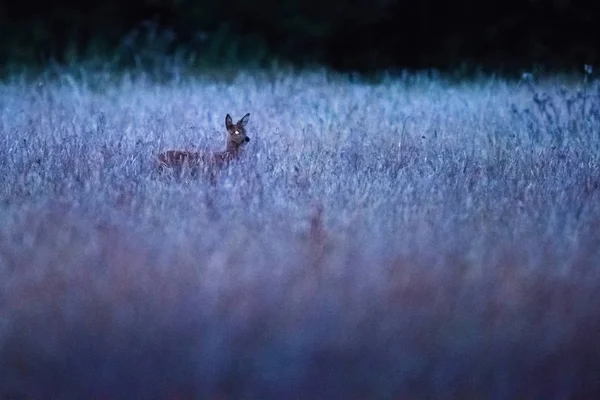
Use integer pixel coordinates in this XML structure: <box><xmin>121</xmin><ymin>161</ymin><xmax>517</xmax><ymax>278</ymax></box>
<box><xmin>1</xmin><ymin>68</ymin><xmax>599</xmax><ymax>399</ymax></box>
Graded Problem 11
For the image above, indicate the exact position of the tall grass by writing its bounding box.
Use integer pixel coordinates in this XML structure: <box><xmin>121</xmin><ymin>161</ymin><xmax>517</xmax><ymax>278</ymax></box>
<box><xmin>1</xmin><ymin>66</ymin><xmax>599</xmax><ymax>399</ymax></box>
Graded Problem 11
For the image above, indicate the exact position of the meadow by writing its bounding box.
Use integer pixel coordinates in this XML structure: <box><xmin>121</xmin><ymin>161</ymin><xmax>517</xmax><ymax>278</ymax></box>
<box><xmin>1</xmin><ymin>66</ymin><xmax>599</xmax><ymax>399</ymax></box>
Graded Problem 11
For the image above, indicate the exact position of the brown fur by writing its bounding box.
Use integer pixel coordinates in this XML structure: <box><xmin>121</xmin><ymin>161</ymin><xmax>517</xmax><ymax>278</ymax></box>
<box><xmin>156</xmin><ymin>113</ymin><xmax>251</xmax><ymax>174</ymax></box>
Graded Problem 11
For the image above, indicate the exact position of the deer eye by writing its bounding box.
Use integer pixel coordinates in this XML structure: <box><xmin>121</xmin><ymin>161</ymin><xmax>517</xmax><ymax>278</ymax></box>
<box><xmin>234</xmin><ymin>130</ymin><xmax>240</xmax><ymax>135</ymax></box>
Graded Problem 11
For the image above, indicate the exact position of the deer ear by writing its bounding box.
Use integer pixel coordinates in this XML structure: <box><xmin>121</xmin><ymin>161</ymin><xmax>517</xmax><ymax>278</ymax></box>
<box><xmin>225</xmin><ymin>114</ymin><xmax>233</xmax><ymax>129</ymax></box>
<box><xmin>238</xmin><ymin>113</ymin><xmax>250</xmax><ymax>127</ymax></box>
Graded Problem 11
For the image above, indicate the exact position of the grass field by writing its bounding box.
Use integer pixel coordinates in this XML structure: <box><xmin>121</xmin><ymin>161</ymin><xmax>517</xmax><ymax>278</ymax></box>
<box><xmin>1</xmin><ymin>67</ymin><xmax>599</xmax><ymax>399</ymax></box>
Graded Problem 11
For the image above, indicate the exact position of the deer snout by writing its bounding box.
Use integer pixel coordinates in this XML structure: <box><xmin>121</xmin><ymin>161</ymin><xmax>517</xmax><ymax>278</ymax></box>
<box><xmin>245</xmin><ymin>137</ymin><xmax>250</xmax><ymax>142</ymax></box>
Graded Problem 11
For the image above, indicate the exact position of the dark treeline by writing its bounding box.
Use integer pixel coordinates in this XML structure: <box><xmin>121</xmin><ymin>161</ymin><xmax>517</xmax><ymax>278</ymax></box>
<box><xmin>2</xmin><ymin>0</ymin><xmax>600</xmax><ymax>73</ymax></box>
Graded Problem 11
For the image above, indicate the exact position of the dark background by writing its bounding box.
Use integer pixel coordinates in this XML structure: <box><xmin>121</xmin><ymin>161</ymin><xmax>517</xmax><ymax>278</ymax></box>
<box><xmin>1</xmin><ymin>0</ymin><xmax>600</xmax><ymax>74</ymax></box>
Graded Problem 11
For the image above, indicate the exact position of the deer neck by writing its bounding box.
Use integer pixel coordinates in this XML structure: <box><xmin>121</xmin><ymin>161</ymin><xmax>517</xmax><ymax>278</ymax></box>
<box><xmin>225</xmin><ymin>140</ymin><xmax>243</xmax><ymax>154</ymax></box>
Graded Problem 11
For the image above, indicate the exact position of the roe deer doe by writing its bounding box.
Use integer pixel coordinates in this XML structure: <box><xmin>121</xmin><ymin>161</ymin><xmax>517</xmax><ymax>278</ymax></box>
<box><xmin>156</xmin><ymin>113</ymin><xmax>251</xmax><ymax>176</ymax></box>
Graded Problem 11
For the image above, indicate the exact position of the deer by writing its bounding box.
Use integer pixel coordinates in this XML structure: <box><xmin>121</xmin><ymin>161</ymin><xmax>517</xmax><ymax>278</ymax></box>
<box><xmin>156</xmin><ymin>113</ymin><xmax>251</xmax><ymax>177</ymax></box>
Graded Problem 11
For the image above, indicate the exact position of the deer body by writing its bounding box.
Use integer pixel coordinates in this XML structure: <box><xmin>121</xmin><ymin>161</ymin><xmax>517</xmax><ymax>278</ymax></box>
<box><xmin>157</xmin><ymin>113</ymin><xmax>251</xmax><ymax>174</ymax></box>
